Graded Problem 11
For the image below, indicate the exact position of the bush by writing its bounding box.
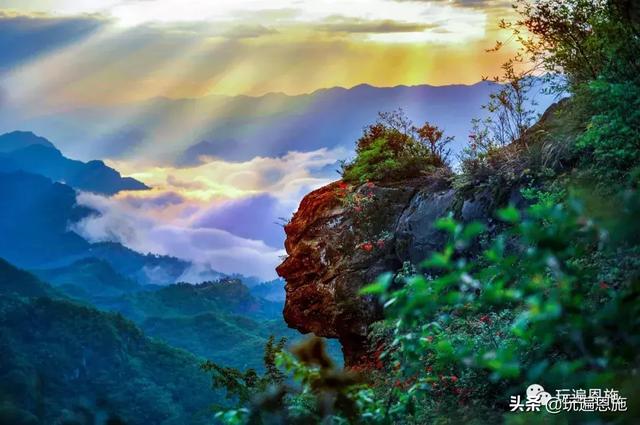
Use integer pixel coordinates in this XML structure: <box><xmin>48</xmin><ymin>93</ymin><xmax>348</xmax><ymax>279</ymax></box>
<box><xmin>476</xmin><ymin>0</ymin><xmax>640</xmax><ymax>191</ymax></box>
<box><xmin>575</xmin><ymin>80</ymin><xmax>640</xmax><ymax>186</ymax></box>
<box><xmin>359</xmin><ymin>186</ymin><xmax>640</xmax><ymax>423</ymax></box>
<box><xmin>341</xmin><ymin>110</ymin><xmax>451</xmax><ymax>183</ymax></box>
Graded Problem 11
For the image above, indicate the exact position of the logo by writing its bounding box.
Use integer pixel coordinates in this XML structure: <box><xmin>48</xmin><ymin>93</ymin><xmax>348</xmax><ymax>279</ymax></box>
<box><xmin>509</xmin><ymin>384</ymin><xmax>627</xmax><ymax>414</ymax></box>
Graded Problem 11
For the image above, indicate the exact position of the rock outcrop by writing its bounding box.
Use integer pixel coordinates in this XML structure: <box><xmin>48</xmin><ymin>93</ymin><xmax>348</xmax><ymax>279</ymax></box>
<box><xmin>276</xmin><ymin>102</ymin><xmax>565</xmax><ymax>367</ymax></box>
<box><xmin>276</xmin><ymin>174</ymin><xmax>465</xmax><ymax>365</ymax></box>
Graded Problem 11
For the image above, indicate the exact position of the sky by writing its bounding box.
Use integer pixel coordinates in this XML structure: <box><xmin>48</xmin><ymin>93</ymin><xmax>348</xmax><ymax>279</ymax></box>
<box><xmin>0</xmin><ymin>0</ymin><xmax>516</xmax><ymax>103</ymax></box>
<box><xmin>0</xmin><ymin>0</ymin><xmax>522</xmax><ymax>280</ymax></box>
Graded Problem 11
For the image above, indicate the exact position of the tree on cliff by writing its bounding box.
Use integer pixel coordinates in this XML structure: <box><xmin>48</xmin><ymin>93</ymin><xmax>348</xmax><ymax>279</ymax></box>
<box><xmin>341</xmin><ymin>109</ymin><xmax>452</xmax><ymax>183</ymax></box>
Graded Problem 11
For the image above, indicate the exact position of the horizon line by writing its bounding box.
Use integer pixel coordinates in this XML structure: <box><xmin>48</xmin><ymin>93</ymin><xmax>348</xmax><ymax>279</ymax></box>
<box><xmin>136</xmin><ymin>80</ymin><xmax>498</xmax><ymax>104</ymax></box>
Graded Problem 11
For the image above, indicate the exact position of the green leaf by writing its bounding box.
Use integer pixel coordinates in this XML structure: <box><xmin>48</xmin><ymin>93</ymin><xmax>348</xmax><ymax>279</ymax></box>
<box><xmin>421</xmin><ymin>245</ymin><xmax>453</xmax><ymax>269</ymax></box>
<box><xmin>462</xmin><ymin>221</ymin><xmax>486</xmax><ymax>241</ymax></box>
<box><xmin>497</xmin><ymin>205</ymin><xmax>521</xmax><ymax>223</ymax></box>
<box><xmin>527</xmin><ymin>360</ymin><xmax>549</xmax><ymax>381</ymax></box>
<box><xmin>435</xmin><ymin>215</ymin><xmax>458</xmax><ymax>234</ymax></box>
<box><xmin>435</xmin><ymin>340</ymin><xmax>454</xmax><ymax>357</ymax></box>
<box><xmin>360</xmin><ymin>273</ymin><xmax>393</xmax><ymax>295</ymax></box>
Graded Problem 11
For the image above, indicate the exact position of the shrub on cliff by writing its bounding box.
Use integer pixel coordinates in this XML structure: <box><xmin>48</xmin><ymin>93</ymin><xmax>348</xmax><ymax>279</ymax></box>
<box><xmin>462</xmin><ymin>0</ymin><xmax>640</xmax><ymax>193</ymax></box>
<box><xmin>513</xmin><ymin>0</ymin><xmax>640</xmax><ymax>189</ymax></box>
<box><xmin>341</xmin><ymin>110</ymin><xmax>451</xmax><ymax>183</ymax></box>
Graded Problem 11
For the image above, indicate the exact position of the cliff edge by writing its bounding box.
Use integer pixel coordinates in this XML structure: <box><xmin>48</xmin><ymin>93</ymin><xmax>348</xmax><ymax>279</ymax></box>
<box><xmin>277</xmin><ymin>102</ymin><xmax>566</xmax><ymax>366</ymax></box>
<box><xmin>276</xmin><ymin>173</ymin><xmax>522</xmax><ymax>365</ymax></box>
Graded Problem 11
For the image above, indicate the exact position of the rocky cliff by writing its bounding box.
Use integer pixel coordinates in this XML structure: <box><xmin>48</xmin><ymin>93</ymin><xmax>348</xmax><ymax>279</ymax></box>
<box><xmin>277</xmin><ymin>172</ymin><xmax>529</xmax><ymax>366</ymax></box>
<box><xmin>276</xmin><ymin>102</ymin><xmax>568</xmax><ymax>366</ymax></box>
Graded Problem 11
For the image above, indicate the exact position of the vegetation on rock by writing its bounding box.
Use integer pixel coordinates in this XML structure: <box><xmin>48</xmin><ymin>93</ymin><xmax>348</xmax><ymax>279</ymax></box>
<box><xmin>341</xmin><ymin>109</ymin><xmax>452</xmax><ymax>184</ymax></box>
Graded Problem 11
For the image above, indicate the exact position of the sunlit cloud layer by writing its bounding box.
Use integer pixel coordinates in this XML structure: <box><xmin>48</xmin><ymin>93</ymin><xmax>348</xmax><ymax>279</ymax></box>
<box><xmin>72</xmin><ymin>148</ymin><xmax>346</xmax><ymax>279</ymax></box>
<box><xmin>0</xmin><ymin>0</ymin><xmax>516</xmax><ymax>106</ymax></box>
<box><xmin>110</xmin><ymin>147</ymin><xmax>347</xmax><ymax>203</ymax></box>
<box><xmin>2</xmin><ymin>0</ymin><xmax>497</xmax><ymax>36</ymax></box>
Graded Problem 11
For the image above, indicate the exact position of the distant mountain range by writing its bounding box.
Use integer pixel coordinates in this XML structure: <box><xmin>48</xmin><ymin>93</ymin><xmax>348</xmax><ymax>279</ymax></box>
<box><xmin>0</xmin><ymin>131</ymin><xmax>148</xmax><ymax>195</ymax></box>
<box><xmin>0</xmin><ymin>132</ymin><xmax>200</xmax><ymax>286</ymax></box>
<box><xmin>0</xmin><ymin>141</ymin><xmax>282</xmax><ymax>293</ymax></box>
<box><xmin>27</xmin><ymin>255</ymin><xmax>296</xmax><ymax>369</ymax></box>
<box><xmin>0</xmin><ymin>170</ymin><xmax>190</xmax><ymax>282</ymax></box>
<box><xmin>32</xmin><ymin>257</ymin><xmax>141</xmax><ymax>298</ymax></box>
<box><xmin>0</xmin><ymin>82</ymin><xmax>558</xmax><ymax>164</ymax></box>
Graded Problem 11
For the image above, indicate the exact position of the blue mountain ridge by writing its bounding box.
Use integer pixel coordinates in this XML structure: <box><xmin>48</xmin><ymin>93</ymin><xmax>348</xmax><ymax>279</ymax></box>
<box><xmin>0</xmin><ymin>131</ymin><xmax>149</xmax><ymax>195</ymax></box>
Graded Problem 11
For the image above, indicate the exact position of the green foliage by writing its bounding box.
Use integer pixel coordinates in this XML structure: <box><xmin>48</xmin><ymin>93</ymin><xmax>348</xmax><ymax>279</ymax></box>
<box><xmin>575</xmin><ymin>80</ymin><xmax>640</xmax><ymax>185</ymax></box>
<box><xmin>342</xmin><ymin>110</ymin><xmax>450</xmax><ymax>183</ymax></box>
<box><xmin>202</xmin><ymin>336</ymin><xmax>287</xmax><ymax>406</ymax></box>
<box><xmin>0</xmin><ymin>291</ymin><xmax>217</xmax><ymax>425</ymax></box>
<box><xmin>87</xmin><ymin>278</ymin><xmax>298</xmax><ymax>370</ymax></box>
<box><xmin>491</xmin><ymin>0</ymin><xmax>640</xmax><ymax>190</ymax></box>
<box><xmin>225</xmin><ymin>190</ymin><xmax>640</xmax><ymax>425</ymax></box>
<box><xmin>0</xmin><ymin>258</ymin><xmax>57</xmax><ymax>298</ymax></box>
<box><xmin>359</xmin><ymin>189</ymin><xmax>640</xmax><ymax>423</ymax></box>
<box><xmin>460</xmin><ymin>0</ymin><xmax>640</xmax><ymax>199</ymax></box>
<box><xmin>211</xmin><ymin>337</ymin><xmax>367</xmax><ymax>425</ymax></box>
<box><xmin>342</xmin><ymin>137</ymin><xmax>405</xmax><ymax>183</ymax></box>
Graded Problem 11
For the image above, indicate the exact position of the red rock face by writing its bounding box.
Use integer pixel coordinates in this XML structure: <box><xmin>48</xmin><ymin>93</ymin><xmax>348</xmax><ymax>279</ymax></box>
<box><xmin>275</xmin><ymin>117</ymin><xmax>550</xmax><ymax>367</ymax></box>
<box><xmin>276</xmin><ymin>180</ymin><xmax>423</xmax><ymax>366</ymax></box>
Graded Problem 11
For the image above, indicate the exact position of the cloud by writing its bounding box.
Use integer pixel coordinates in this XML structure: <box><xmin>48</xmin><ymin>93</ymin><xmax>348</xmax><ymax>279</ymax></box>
<box><xmin>0</xmin><ymin>11</ymin><xmax>106</xmax><ymax>71</ymax></box>
<box><xmin>166</xmin><ymin>175</ymin><xmax>208</xmax><ymax>190</ymax></box>
<box><xmin>223</xmin><ymin>24</ymin><xmax>278</xmax><ymax>39</ymax></box>
<box><xmin>118</xmin><ymin>190</ymin><xmax>186</xmax><ymax>208</ymax></box>
<box><xmin>117</xmin><ymin>147</ymin><xmax>348</xmax><ymax>203</ymax></box>
<box><xmin>318</xmin><ymin>17</ymin><xmax>438</xmax><ymax>34</ymax></box>
<box><xmin>193</xmin><ymin>194</ymin><xmax>286</xmax><ymax>247</ymax></box>
<box><xmin>72</xmin><ymin>148</ymin><xmax>345</xmax><ymax>280</ymax></box>
<box><xmin>72</xmin><ymin>191</ymin><xmax>286</xmax><ymax>280</ymax></box>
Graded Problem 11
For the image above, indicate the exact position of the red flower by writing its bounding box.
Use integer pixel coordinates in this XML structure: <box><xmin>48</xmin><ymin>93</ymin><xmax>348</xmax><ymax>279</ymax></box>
<box><xmin>450</xmin><ymin>375</ymin><xmax>458</xmax><ymax>382</ymax></box>
<box><xmin>366</xmin><ymin>182</ymin><xmax>375</xmax><ymax>188</ymax></box>
<box><xmin>361</xmin><ymin>242</ymin><xmax>373</xmax><ymax>252</ymax></box>
<box><xmin>479</xmin><ymin>315</ymin><xmax>491</xmax><ymax>324</ymax></box>
<box><xmin>599</xmin><ymin>281</ymin><xmax>609</xmax><ymax>289</ymax></box>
